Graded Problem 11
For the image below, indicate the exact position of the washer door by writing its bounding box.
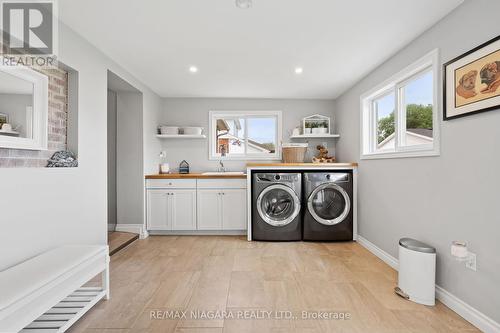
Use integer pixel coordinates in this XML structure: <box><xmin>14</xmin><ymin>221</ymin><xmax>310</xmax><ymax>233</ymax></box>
<box><xmin>257</xmin><ymin>184</ymin><xmax>300</xmax><ymax>227</ymax></box>
<box><xmin>307</xmin><ymin>183</ymin><xmax>350</xmax><ymax>226</ymax></box>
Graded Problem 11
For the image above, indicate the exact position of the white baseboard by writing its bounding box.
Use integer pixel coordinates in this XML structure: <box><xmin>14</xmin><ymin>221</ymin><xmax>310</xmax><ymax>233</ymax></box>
<box><xmin>115</xmin><ymin>224</ymin><xmax>148</xmax><ymax>239</ymax></box>
<box><xmin>356</xmin><ymin>235</ymin><xmax>500</xmax><ymax>333</ymax></box>
<box><xmin>435</xmin><ymin>286</ymin><xmax>500</xmax><ymax>333</ymax></box>
<box><xmin>357</xmin><ymin>235</ymin><xmax>398</xmax><ymax>270</ymax></box>
<box><xmin>148</xmin><ymin>230</ymin><xmax>247</xmax><ymax>236</ymax></box>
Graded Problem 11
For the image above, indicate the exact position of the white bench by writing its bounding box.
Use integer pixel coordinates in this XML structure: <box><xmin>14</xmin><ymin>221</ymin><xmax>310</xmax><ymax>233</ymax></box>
<box><xmin>0</xmin><ymin>245</ymin><xmax>110</xmax><ymax>333</ymax></box>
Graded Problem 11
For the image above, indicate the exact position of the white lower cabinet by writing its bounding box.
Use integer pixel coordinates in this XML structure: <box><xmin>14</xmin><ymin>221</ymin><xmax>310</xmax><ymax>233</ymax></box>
<box><xmin>146</xmin><ymin>189</ymin><xmax>196</xmax><ymax>231</ymax></box>
<box><xmin>221</xmin><ymin>189</ymin><xmax>247</xmax><ymax>230</ymax></box>
<box><xmin>170</xmin><ymin>189</ymin><xmax>197</xmax><ymax>230</ymax></box>
<box><xmin>197</xmin><ymin>189</ymin><xmax>223</xmax><ymax>230</ymax></box>
<box><xmin>146</xmin><ymin>179</ymin><xmax>246</xmax><ymax>232</ymax></box>
<box><xmin>147</xmin><ymin>190</ymin><xmax>171</xmax><ymax>231</ymax></box>
<box><xmin>197</xmin><ymin>188</ymin><xmax>247</xmax><ymax>230</ymax></box>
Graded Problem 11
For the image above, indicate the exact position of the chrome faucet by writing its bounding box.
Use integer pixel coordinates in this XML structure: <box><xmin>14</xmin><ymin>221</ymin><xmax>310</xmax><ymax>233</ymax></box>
<box><xmin>218</xmin><ymin>145</ymin><xmax>227</xmax><ymax>172</ymax></box>
<box><xmin>218</xmin><ymin>160</ymin><xmax>226</xmax><ymax>172</ymax></box>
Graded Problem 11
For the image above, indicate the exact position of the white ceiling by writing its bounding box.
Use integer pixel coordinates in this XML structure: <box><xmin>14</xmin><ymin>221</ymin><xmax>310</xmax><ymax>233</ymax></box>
<box><xmin>107</xmin><ymin>71</ymin><xmax>141</xmax><ymax>93</ymax></box>
<box><xmin>59</xmin><ymin>0</ymin><xmax>463</xmax><ymax>99</ymax></box>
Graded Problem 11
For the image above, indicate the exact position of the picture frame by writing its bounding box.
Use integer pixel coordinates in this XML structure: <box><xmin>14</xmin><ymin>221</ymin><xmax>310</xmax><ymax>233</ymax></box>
<box><xmin>443</xmin><ymin>35</ymin><xmax>500</xmax><ymax>120</ymax></box>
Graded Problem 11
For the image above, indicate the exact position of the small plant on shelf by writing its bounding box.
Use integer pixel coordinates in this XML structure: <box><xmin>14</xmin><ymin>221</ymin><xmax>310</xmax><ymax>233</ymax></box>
<box><xmin>303</xmin><ymin>114</ymin><xmax>331</xmax><ymax>135</ymax></box>
<box><xmin>304</xmin><ymin>122</ymin><xmax>312</xmax><ymax>134</ymax></box>
<box><xmin>318</xmin><ymin>121</ymin><xmax>329</xmax><ymax>133</ymax></box>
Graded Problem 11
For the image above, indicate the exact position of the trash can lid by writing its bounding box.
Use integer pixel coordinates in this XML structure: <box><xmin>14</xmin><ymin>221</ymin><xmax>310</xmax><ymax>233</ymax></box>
<box><xmin>399</xmin><ymin>238</ymin><xmax>436</xmax><ymax>253</ymax></box>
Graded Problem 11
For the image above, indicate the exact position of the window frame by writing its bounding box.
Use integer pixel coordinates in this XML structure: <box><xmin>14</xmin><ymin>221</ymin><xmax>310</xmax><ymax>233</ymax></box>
<box><xmin>208</xmin><ymin>110</ymin><xmax>282</xmax><ymax>161</ymax></box>
<box><xmin>360</xmin><ymin>49</ymin><xmax>440</xmax><ymax>160</ymax></box>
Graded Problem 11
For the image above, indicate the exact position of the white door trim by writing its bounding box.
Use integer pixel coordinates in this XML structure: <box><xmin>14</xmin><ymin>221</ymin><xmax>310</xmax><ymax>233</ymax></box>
<box><xmin>115</xmin><ymin>224</ymin><xmax>148</xmax><ymax>239</ymax></box>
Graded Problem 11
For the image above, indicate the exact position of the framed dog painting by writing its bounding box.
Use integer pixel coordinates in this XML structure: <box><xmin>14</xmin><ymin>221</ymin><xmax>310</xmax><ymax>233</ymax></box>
<box><xmin>444</xmin><ymin>35</ymin><xmax>500</xmax><ymax>120</ymax></box>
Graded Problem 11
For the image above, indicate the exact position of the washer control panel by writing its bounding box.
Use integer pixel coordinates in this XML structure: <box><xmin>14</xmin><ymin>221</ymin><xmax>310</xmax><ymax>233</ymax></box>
<box><xmin>256</xmin><ymin>173</ymin><xmax>300</xmax><ymax>183</ymax></box>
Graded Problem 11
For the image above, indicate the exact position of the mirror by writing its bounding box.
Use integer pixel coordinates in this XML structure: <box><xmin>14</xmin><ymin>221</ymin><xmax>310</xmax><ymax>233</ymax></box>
<box><xmin>0</xmin><ymin>71</ymin><xmax>34</xmax><ymax>139</ymax></box>
<box><xmin>0</xmin><ymin>65</ymin><xmax>48</xmax><ymax>150</ymax></box>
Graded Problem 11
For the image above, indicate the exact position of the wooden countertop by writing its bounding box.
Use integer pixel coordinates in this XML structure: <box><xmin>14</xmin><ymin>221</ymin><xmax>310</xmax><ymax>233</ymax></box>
<box><xmin>246</xmin><ymin>162</ymin><xmax>358</xmax><ymax>167</ymax></box>
<box><xmin>146</xmin><ymin>163</ymin><xmax>358</xmax><ymax>179</ymax></box>
<box><xmin>145</xmin><ymin>173</ymin><xmax>247</xmax><ymax>179</ymax></box>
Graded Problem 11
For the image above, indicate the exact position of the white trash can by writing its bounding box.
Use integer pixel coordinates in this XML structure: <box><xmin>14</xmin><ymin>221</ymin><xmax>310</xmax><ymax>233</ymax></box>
<box><xmin>396</xmin><ymin>238</ymin><xmax>436</xmax><ymax>306</ymax></box>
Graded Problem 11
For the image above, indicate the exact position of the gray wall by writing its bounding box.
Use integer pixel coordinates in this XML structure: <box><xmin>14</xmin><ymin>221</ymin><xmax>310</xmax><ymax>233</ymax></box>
<box><xmin>107</xmin><ymin>90</ymin><xmax>117</xmax><ymax>230</ymax></box>
<box><xmin>116</xmin><ymin>92</ymin><xmax>144</xmax><ymax>225</ymax></box>
<box><xmin>334</xmin><ymin>0</ymin><xmax>500</xmax><ymax>323</ymax></box>
<box><xmin>160</xmin><ymin>98</ymin><xmax>336</xmax><ymax>172</ymax></box>
<box><xmin>0</xmin><ymin>22</ymin><xmax>162</xmax><ymax>271</ymax></box>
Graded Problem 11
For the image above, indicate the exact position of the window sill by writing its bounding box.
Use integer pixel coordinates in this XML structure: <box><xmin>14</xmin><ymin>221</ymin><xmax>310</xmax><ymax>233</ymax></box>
<box><xmin>361</xmin><ymin>148</ymin><xmax>440</xmax><ymax>160</ymax></box>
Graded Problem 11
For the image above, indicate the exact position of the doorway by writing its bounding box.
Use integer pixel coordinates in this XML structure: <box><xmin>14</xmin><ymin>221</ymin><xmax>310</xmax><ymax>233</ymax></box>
<box><xmin>107</xmin><ymin>70</ymin><xmax>144</xmax><ymax>254</ymax></box>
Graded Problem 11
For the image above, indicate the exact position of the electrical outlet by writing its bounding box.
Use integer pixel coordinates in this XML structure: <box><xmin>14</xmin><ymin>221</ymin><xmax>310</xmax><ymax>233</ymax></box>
<box><xmin>466</xmin><ymin>252</ymin><xmax>477</xmax><ymax>271</ymax></box>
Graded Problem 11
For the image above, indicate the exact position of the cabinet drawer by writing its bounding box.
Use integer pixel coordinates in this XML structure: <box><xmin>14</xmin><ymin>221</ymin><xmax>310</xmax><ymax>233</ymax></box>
<box><xmin>146</xmin><ymin>179</ymin><xmax>196</xmax><ymax>189</ymax></box>
<box><xmin>197</xmin><ymin>179</ymin><xmax>246</xmax><ymax>189</ymax></box>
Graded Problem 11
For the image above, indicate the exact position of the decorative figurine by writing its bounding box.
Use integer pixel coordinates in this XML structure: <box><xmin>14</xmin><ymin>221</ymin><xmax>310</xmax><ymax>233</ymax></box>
<box><xmin>312</xmin><ymin>145</ymin><xmax>335</xmax><ymax>163</ymax></box>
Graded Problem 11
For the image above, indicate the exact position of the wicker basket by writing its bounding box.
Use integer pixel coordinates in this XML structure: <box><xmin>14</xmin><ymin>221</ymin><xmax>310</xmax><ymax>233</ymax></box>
<box><xmin>282</xmin><ymin>143</ymin><xmax>308</xmax><ymax>163</ymax></box>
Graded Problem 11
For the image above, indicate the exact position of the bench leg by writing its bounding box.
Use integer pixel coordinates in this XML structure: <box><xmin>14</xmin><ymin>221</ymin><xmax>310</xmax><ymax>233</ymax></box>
<box><xmin>102</xmin><ymin>255</ymin><xmax>110</xmax><ymax>300</ymax></box>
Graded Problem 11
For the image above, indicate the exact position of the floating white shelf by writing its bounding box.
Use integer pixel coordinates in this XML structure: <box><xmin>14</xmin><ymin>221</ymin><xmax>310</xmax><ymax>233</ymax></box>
<box><xmin>290</xmin><ymin>134</ymin><xmax>340</xmax><ymax>139</ymax></box>
<box><xmin>157</xmin><ymin>134</ymin><xmax>207</xmax><ymax>139</ymax></box>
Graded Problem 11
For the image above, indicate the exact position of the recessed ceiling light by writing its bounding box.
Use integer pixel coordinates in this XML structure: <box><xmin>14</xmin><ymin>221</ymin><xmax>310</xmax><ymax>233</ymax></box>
<box><xmin>189</xmin><ymin>66</ymin><xmax>198</xmax><ymax>73</ymax></box>
<box><xmin>236</xmin><ymin>0</ymin><xmax>252</xmax><ymax>9</ymax></box>
<box><xmin>294</xmin><ymin>67</ymin><xmax>304</xmax><ymax>74</ymax></box>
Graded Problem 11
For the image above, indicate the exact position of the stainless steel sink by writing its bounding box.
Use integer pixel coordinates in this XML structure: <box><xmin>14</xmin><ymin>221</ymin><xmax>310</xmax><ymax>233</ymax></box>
<box><xmin>201</xmin><ymin>171</ymin><xmax>245</xmax><ymax>176</ymax></box>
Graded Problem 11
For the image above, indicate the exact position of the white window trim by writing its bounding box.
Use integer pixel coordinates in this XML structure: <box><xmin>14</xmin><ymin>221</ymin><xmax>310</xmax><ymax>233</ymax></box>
<box><xmin>208</xmin><ymin>110</ymin><xmax>282</xmax><ymax>161</ymax></box>
<box><xmin>0</xmin><ymin>63</ymin><xmax>48</xmax><ymax>150</ymax></box>
<box><xmin>360</xmin><ymin>49</ymin><xmax>440</xmax><ymax>160</ymax></box>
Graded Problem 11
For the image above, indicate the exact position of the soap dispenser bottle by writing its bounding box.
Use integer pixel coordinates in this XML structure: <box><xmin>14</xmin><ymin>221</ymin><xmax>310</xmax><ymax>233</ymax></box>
<box><xmin>159</xmin><ymin>151</ymin><xmax>170</xmax><ymax>174</ymax></box>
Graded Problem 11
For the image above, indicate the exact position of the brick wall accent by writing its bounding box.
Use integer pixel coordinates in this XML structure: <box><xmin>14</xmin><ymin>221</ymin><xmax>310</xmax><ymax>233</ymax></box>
<box><xmin>0</xmin><ymin>66</ymin><xmax>69</xmax><ymax>167</ymax></box>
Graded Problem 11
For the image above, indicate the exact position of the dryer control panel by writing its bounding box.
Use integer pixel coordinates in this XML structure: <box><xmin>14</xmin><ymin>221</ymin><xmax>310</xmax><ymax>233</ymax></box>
<box><xmin>307</xmin><ymin>172</ymin><xmax>350</xmax><ymax>183</ymax></box>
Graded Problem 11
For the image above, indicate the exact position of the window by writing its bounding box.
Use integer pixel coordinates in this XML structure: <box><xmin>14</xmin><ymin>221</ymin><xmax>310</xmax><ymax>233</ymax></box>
<box><xmin>209</xmin><ymin>111</ymin><xmax>282</xmax><ymax>160</ymax></box>
<box><xmin>360</xmin><ymin>49</ymin><xmax>440</xmax><ymax>159</ymax></box>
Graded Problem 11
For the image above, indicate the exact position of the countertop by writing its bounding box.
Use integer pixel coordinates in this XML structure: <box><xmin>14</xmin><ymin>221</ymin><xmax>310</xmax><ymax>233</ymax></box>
<box><xmin>246</xmin><ymin>162</ymin><xmax>358</xmax><ymax>168</ymax></box>
<box><xmin>145</xmin><ymin>173</ymin><xmax>247</xmax><ymax>179</ymax></box>
<box><xmin>146</xmin><ymin>163</ymin><xmax>358</xmax><ymax>179</ymax></box>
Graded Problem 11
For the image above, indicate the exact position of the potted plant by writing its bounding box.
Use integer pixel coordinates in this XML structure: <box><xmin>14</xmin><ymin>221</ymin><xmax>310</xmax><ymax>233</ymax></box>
<box><xmin>311</xmin><ymin>122</ymin><xmax>321</xmax><ymax>134</ymax></box>
<box><xmin>304</xmin><ymin>122</ymin><xmax>312</xmax><ymax>134</ymax></box>
<box><xmin>319</xmin><ymin>121</ymin><xmax>329</xmax><ymax>134</ymax></box>
<box><xmin>302</xmin><ymin>115</ymin><xmax>331</xmax><ymax>136</ymax></box>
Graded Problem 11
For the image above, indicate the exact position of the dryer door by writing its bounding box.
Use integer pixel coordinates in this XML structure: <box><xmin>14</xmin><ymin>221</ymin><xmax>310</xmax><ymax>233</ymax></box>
<box><xmin>307</xmin><ymin>183</ymin><xmax>350</xmax><ymax>226</ymax></box>
<box><xmin>257</xmin><ymin>184</ymin><xmax>301</xmax><ymax>227</ymax></box>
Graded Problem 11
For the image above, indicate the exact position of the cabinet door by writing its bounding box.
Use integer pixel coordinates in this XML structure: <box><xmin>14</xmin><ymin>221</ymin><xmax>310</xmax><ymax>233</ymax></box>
<box><xmin>222</xmin><ymin>189</ymin><xmax>247</xmax><ymax>230</ymax></box>
<box><xmin>170</xmin><ymin>189</ymin><xmax>197</xmax><ymax>230</ymax></box>
<box><xmin>197</xmin><ymin>189</ymin><xmax>222</xmax><ymax>230</ymax></box>
<box><xmin>147</xmin><ymin>190</ymin><xmax>170</xmax><ymax>230</ymax></box>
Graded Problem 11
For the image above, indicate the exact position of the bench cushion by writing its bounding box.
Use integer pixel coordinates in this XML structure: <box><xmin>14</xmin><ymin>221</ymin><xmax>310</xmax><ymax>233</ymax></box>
<box><xmin>0</xmin><ymin>245</ymin><xmax>107</xmax><ymax>312</ymax></box>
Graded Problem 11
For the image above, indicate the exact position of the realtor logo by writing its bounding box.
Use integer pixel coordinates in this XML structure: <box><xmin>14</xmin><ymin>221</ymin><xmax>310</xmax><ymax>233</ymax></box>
<box><xmin>1</xmin><ymin>0</ymin><xmax>56</xmax><ymax>55</ymax></box>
